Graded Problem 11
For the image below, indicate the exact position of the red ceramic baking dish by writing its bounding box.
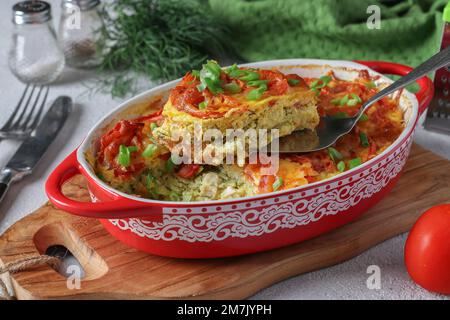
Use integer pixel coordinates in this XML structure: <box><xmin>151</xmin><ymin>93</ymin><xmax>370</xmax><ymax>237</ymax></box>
<box><xmin>46</xmin><ymin>59</ymin><xmax>433</xmax><ymax>258</ymax></box>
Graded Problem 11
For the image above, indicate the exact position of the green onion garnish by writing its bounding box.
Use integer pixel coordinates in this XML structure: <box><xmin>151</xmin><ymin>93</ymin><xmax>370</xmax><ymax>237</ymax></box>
<box><xmin>351</xmin><ymin>93</ymin><xmax>362</xmax><ymax>103</ymax></box>
<box><xmin>340</xmin><ymin>94</ymin><xmax>349</xmax><ymax>106</ymax></box>
<box><xmin>347</xmin><ymin>93</ymin><xmax>362</xmax><ymax>106</ymax></box>
<box><xmin>225</xmin><ymin>64</ymin><xmax>245</xmax><ymax>77</ymax></box>
<box><xmin>142</xmin><ymin>144</ymin><xmax>157</xmax><ymax>158</ymax></box>
<box><xmin>247</xmin><ymin>88</ymin><xmax>265</xmax><ymax>100</ymax></box>
<box><xmin>272</xmin><ymin>177</ymin><xmax>283</xmax><ymax>191</ymax></box>
<box><xmin>191</xmin><ymin>70</ymin><xmax>200</xmax><ymax>78</ymax></box>
<box><xmin>198</xmin><ymin>101</ymin><xmax>208</xmax><ymax>109</ymax></box>
<box><xmin>117</xmin><ymin>145</ymin><xmax>137</xmax><ymax>167</ymax></box>
<box><xmin>337</xmin><ymin>161</ymin><xmax>346</xmax><ymax>172</ymax></box>
<box><xmin>197</xmin><ymin>60</ymin><xmax>223</xmax><ymax>95</ymax></box>
<box><xmin>328</xmin><ymin>147</ymin><xmax>343</xmax><ymax>162</ymax></box>
<box><xmin>348</xmin><ymin>157</ymin><xmax>362</xmax><ymax>169</ymax></box>
<box><xmin>359</xmin><ymin>114</ymin><xmax>369</xmax><ymax>122</ymax></box>
<box><xmin>331</xmin><ymin>97</ymin><xmax>341</xmax><ymax>105</ymax></box>
<box><xmin>169</xmin><ymin>191</ymin><xmax>181</xmax><ymax>201</ymax></box>
<box><xmin>150</xmin><ymin>122</ymin><xmax>157</xmax><ymax>131</ymax></box>
<box><xmin>247</xmin><ymin>79</ymin><xmax>269</xmax><ymax>88</ymax></box>
<box><xmin>204</xmin><ymin>77</ymin><xmax>222</xmax><ymax>95</ymax></box>
<box><xmin>239</xmin><ymin>71</ymin><xmax>260</xmax><ymax>81</ymax></box>
<box><xmin>165</xmin><ymin>157</ymin><xmax>176</xmax><ymax>173</ymax></box>
<box><xmin>359</xmin><ymin>132</ymin><xmax>369</xmax><ymax>147</ymax></box>
<box><xmin>288</xmin><ymin>78</ymin><xmax>300</xmax><ymax>86</ymax></box>
<box><xmin>365</xmin><ymin>81</ymin><xmax>376</xmax><ymax>89</ymax></box>
<box><xmin>310</xmin><ymin>75</ymin><xmax>332</xmax><ymax>91</ymax></box>
<box><xmin>223</xmin><ymin>82</ymin><xmax>242</xmax><ymax>93</ymax></box>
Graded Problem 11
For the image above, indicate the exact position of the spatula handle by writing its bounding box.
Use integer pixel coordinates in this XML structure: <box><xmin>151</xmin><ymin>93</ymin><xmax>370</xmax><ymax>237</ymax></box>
<box><xmin>358</xmin><ymin>46</ymin><xmax>450</xmax><ymax>118</ymax></box>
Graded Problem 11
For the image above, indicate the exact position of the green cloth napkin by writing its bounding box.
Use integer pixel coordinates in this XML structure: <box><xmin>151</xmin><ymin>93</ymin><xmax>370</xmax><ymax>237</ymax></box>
<box><xmin>209</xmin><ymin>0</ymin><xmax>447</xmax><ymax>67</ymax></box>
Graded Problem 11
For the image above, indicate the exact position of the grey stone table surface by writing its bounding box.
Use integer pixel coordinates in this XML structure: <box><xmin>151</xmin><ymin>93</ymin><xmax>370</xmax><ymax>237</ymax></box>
<box><xmin>0</xmin><ymin>0</ymin><xmax>448</xmax><ymax>300</ymax></box>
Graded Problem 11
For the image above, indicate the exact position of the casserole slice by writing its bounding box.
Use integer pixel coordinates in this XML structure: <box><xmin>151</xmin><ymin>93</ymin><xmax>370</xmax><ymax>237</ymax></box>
<box><xmin>152</xmin><ymin>61</ymin><xmax>319</xmax><ymax>159</ymax></box>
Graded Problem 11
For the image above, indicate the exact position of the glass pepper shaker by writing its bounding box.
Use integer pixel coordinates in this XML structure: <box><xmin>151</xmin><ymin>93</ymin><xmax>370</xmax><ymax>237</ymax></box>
<box><xmin>58</xmin><ymin>0</ymin><xmax>103</xmax><ymax>68</ymax></box>
<box><xmin>8</xmin><ymin>1</ymin><xmax>65</xmax><ymax>84</ymax></box>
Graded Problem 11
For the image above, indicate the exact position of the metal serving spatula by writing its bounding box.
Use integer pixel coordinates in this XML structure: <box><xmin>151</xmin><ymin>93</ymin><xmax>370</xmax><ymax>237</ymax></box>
<box><xmin>277</xmin><ymin>46</ymin><xmax>450</xmax><ymax>153</ymax></box>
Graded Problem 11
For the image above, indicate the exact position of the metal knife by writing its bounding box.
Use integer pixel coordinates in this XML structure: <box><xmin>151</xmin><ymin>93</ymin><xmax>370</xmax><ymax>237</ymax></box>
<box><xmin>0</xmin><ymin>96</ymin><xmax>72</xmax><ymax>202</ymax></box>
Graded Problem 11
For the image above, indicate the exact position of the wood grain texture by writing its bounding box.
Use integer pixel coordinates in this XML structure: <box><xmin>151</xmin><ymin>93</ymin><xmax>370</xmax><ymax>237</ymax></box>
<box><xmin>1</xmin><ymin>144</ymin><xmax>449</xmax><ymax>300</ymax></box>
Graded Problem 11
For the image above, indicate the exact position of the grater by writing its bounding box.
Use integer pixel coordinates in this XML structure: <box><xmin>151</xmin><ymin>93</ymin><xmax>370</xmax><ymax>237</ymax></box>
<box><xmin>424</xmin><ymin>2</ymin><xmax>450</xmax><ymax>133</ymax></box>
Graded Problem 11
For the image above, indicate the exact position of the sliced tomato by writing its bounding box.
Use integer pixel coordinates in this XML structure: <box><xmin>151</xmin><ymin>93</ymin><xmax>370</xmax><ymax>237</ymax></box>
<box><xmin>98</xmin><ymin>120</ymin><xmax>144</xmax><ymax>165</ymax></box>
<box><xmin>158</xmin><ymin>152</ymin><xmax>171</xmax><ymax>161</ymax></box>
<box><xmin>177</xmin><ymin>164</ymin><xmax>201</xmax><ymax>179</ymax></box>
<box><xmin>259</xmin><ymin>70</ymin><xmax>289</xmax><ymax>96</ymax></box>
<box><xmin>133</xmin><ymin>109</ymin><xmax>163</xmax><ymax>123</ymax></box>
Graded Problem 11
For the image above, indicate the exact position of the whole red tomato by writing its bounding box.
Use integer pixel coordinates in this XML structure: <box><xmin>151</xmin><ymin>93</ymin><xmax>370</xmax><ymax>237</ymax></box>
<box><xmin>405</xmin><ymin>204</ymin><xmax>450</xmax><ymax>294</ymax></box>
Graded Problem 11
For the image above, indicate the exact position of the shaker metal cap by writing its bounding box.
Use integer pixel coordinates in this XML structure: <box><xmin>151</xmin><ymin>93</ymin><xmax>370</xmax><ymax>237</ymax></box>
<box><xmin>62</xmin><ymin>0</ymin><xmax>101</xmax><ymax>11</ymax></box>
<box><xmin>13</xmin><ymin>1</ymin><xmax>51</xmax><ymax>25</ymax></box>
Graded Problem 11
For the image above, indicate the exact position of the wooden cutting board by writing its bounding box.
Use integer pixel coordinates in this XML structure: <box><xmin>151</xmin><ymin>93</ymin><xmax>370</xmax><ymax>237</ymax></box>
<box><xmin>1</xmin><ymin>144</ymin><xmax>449</xmax><ymax>300</ymax></box>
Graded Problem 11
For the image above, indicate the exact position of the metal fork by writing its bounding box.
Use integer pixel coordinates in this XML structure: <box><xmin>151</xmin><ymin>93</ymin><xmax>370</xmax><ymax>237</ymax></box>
<box><xmin>0</xmin><ymin>85</ymin><xmax>49</xmax><ymax>140</ymax></box>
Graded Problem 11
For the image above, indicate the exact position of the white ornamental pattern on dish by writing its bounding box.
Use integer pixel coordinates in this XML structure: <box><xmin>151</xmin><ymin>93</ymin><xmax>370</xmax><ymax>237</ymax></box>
<box><xmin>109</xmin><ymin>138</ymin><xmax>412</xmax><ymax>243</ymax></box>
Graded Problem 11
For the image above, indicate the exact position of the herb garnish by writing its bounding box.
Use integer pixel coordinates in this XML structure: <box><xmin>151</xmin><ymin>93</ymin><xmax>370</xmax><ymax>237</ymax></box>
<box><xmin>96</xmin><ymin>0</ymin><xmax>230</xmax><ymax>98</ymax></box>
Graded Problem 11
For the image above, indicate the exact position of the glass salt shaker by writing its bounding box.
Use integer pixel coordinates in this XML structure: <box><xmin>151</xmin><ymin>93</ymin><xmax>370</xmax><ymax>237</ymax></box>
<box><xmin>8</xmin><ymin>1</ymin><xmax>65</xmax><ymax>84</ymax></box>
<box><xmin>58</xmin><ymin>0</ymin><xmax>103</xmax><ymax>68</ymax></box>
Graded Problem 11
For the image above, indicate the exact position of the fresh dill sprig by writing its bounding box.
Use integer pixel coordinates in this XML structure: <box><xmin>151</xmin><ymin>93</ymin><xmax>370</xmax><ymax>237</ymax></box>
<box><xmin>96</xmin><ymin>0</ymin><xmax>231</xmax><ymax>98</ymax></box>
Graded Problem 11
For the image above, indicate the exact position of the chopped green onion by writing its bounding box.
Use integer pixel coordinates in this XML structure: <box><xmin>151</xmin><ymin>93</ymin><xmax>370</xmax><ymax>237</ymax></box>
<box><xmin>146</xmin><ymin>173</ymin><xmax>156</xmax><ymax>190</ymax></box>
<box><xmin>247</xmin><ymin>88</ymin><xmax>265</xmax><ymax>100</ymax></box>
<box><xmin>225</xmin><ymin>64</ymin><xmax>243</xmax><ymax>77</ymax></box>
<box><xmin>150</xmin><ymin>122</ymin><xmax>157</xmax><ymax>131</ymax></box>
<box><xmin>198</xmin><ymin>101</ymin><xmax>208</xmax><ymax>109</ymax></box>
<box><xmin>359</xmin><ymin>114</ymin><xmax>369</xmax><ymax>122</ymax></box>
<box><xmin>247</xmin><ymin>79</ymin><xmax>269</xmax><ymax>88</ymax></box>
<box><xmin>223</xmin><ymin>82</ymin><xmax>242</xmax><ymax>93</ymax></box>
<box><xmin>165</xmin><ymin>157</ymin><xmax>176</xmax><ymax>173</ymax></box>
<box><xmin>142</xmin><ymin>144</ymin><xmax>157</xmax><ymax>158</ymax></box>
<box><xmin>340</xmin><ymin>94</ymin><xmax>349</xmax><ymax>106</ymax></box>
<box><xmin>320</xmin><ymin>75</ymin><xmax>332</xmax><ymax>85</ymax></box>
<box><xmin>328</xmin><ymin>147</ymin><xmax>343</xmax><ymax>162</ymax></box>
<box><xmin>365</xmin><ymin>81</ymin><xmax>376</xmax><ymax>89</ymax></box>
<box><xmin>310</xmin><ymin>79</ymin><xmax>319</xmax><ymax>88</ymax></box>
<box><xmin>204</xmin><ymin>77</ymin><xmax>223</xmax><ymax>95</ymax></box>
<box><xmin>239</xmin><ymin>71</ymin><xmax>260</xmax><ymax>81</ymax></box>
<box><xmin>97</xmin><ymin>172</ymin><xmax>105</xmax><ymax>181</ymax></box>
<box><xmin>359</xmin><ymin>132</ymin><xmax>369</xmax><ymax>147</ymax></box>
<box><xmin>197</xmin><ymin>60</ymin><xmax>223</xmax><ymax>95</ymax></box>
<box><xmin>351</xmin><ymin>93</ymin><xmax>362</xmax><ymax>103</ymax></box>
<box><xmin>228</xmin><ymin>67</ymin><xmax>247</xmax><ymax>78</ymax></box>
<box><xmin>311</xmin><ymin>75</ymin><xmax>332</xmax><ymax>90</ymax></box>
<box><xmin>348</xmin><ymin>157</ymin><xmax>362</xmax><ymax>169</ymax></box>
<box><xmin>288</xmin><ymin>78</ymin><xmax>300</xmax><ymax>86</ymax></box>
<box><xmin>331</xmin><ymin>97</ymin><xmax>341</xmax><ymax>105</ymax></box>
<box><xmin>118</xmin><ymin>145</ymin><xmax>131</xmax><ymax>167</ymax></box>
<box><xmin>169</xmin><ymin>191</ymin><xmax>181</xmax><ymax>201</ymax></box>
<box><xmin>127</xmin><ymin>146</ymin><xmax>138</xmax><ymax>153</ymax></box>
<box><xmin>272</xmin><ymin>177</ymin><xmax>283</xmax><ymax>191</ymax></box>
<box><xmin>205</xmin><ymin>60</ymin><xmax>222</xmax><ymax>76</ymax></box>
<box><xmin>337</xmin><ymin>161</ymin><xmax>346</xmax><ymax>172</ymax></box>
<box><xmin>347</xmin><ymin>93</ymin><xmax>362</xmax><ymax>106</ymax></box>
<box><xmin>191</xmin><ymin>70</ymin><xmax>200</xmax><ymax>78</ymax></box>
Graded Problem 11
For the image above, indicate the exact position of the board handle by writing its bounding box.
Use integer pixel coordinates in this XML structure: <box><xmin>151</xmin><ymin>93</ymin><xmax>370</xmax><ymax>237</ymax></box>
<box><xmin>45</xmin><ymin>150</ymin><xmax>163</xmax><ymax>221</ymax></box>
<box><xmin>354</xmin><ymin>60</ymin><xmax>434</xmax><ymax>116</ymax></box>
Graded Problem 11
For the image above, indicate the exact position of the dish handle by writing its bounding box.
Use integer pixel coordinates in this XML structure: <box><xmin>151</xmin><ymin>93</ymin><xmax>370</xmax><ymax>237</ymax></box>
<box><xmin>354</xmin><ymin>60</ymin><xmax>434</xmax><ymax>116</ymax></box>
<box><xmin>45</xmin><ymin>150</ymin><xmax>163</xmax><ymax>221</ymax></box>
